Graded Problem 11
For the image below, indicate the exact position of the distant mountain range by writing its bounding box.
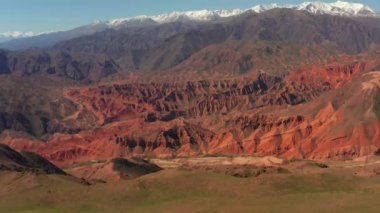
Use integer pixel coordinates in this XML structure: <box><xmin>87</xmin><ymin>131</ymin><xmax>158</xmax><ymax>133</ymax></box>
<box><xmin>0</xmin><ymin>1</ymin><xmax>379</xmax><ymax>50</ymax></box>
<box><xmin>0</xmin><ymin>32</ymin><xmax>40</xmax><ymax>43</ymax></box>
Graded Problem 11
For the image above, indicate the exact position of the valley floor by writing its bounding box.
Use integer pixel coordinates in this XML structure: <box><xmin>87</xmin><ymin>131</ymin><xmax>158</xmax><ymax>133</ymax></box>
<box><xmin>1</xmin><ymin>157</ymin><xmax>380</xmax><ymax>213</ymax></box>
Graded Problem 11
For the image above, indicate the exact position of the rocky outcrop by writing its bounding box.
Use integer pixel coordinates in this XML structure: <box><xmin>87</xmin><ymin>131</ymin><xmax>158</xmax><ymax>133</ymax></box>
<box><xmin>288</xmin><ymin>61</ymin><xmax>378</xmax><ymax>88</ymax></box>
<box><xmin>2</xmin><ymin>69</ymin><xmax>379</xmax><ymax>166</ymax></box>
<box><xmin>65</xmin><ymin>73</ymin><xmax>331</xmax><ymax>125</ymax></box>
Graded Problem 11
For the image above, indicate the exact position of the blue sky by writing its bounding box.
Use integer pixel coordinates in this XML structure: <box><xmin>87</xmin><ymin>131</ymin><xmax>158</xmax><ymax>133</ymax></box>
<box><xmin>0</xmin><ymin>0</ymin><xmax>379</xmax><ymax>33</ymax></box>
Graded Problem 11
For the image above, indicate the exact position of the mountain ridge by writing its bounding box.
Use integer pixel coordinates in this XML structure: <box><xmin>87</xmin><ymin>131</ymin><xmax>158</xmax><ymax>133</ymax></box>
<box><xmin>1</xmin><ymin>1</ymin><xmax>379</xmax><ymax>50</ymax></box>
<box><xmin>52</xmin><ymin>9</ymin><xmax>380</xmax><ymax>73</ymax></box>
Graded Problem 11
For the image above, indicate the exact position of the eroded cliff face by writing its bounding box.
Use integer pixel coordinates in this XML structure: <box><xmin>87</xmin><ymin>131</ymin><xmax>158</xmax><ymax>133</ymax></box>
<box><xmin>1</xmin><ymin>54</ymin><xmax>380</xmax><ymax>166</ymax></box>
<box><xmin>65</xmin><ymin>73</ymin><xmax>329</xmax><ymax>124</ymax></box>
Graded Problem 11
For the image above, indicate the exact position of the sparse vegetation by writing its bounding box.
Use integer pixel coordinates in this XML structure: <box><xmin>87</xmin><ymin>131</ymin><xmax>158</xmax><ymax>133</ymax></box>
<box><xmin>313</xmin><ymin>162</ymin><xmax>329</xmax><ymax>168</ymax></box>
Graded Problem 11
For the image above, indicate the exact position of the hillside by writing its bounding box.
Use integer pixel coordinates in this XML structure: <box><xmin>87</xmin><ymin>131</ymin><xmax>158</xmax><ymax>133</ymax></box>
<box><xmin>53</xmin><ymin>9</ymin><xmax>380</xmax><ymax>71</ymax></box>
<box><xmin>0</xmin><ymin>144</ymin><xmax>65</xmax><ymax>174</ymax></box>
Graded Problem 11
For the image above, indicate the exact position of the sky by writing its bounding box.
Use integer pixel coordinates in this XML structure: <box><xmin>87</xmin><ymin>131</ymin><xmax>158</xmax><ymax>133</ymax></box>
<box><xmin>0</xmin><ymin>0</ymin><xmax>379</xmax><ymax>34</ymax></box>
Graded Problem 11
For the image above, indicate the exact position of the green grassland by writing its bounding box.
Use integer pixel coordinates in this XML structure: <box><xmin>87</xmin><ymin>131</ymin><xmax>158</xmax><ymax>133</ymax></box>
<box><xmin>1</xmin><ymin>166</ymin><xmax>380</xmax><ymax>213</ymax></box>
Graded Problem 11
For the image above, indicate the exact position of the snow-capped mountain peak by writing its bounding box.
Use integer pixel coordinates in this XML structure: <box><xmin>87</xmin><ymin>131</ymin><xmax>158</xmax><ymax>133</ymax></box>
<box><xmin>151</xmin><ymin>9</ymin><xmax>244</xmax><ymax>23</ymax></box>
<box><xmin>100</xmin><ymin>9</ymin><xmax>244</xmax><ymax>28</ymax></box>
<box><xmin>252</xmin><ymin>3</ymin><xmax>283</xmax><ymax>13</ymax></box>
<box><xmin>331</xmin><ymin>0</ymin><xmax>375</xmax><ymax>13</ymax></box>
<box><xmin>296</xmin><ymin>1</ymin><xmax>376</xmax><ymax>16</ymax></box>
<box><xmin>252</xmin><ymin>1</ymin><xmax>378</xmax><ymax>16</ymax></box>
<box><xmin>101</xmin><ymin>1</ymin><xmax>378</xmax><ymax>29</ymax></box>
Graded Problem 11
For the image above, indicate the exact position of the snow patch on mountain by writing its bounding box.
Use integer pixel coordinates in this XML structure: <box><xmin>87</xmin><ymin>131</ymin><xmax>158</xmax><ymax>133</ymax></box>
<box><xmin>251</xmin><ymin>1</ymin><xmax>378</xmax><ymax>16</ymax></box>
<box><xmin>0</xmin><ymin>32</ymin><xmax>43</xmax><ymax>43</ymax></box>
<box><xmin>0</xmin><ymin>31</ymin><xmax>41</xmax><ymax>39</ymax></box>
<box><xmin>97</xmin><ymin>1</ymin><xmax>378</xmax><ymax>29</ymax></box>
<box><xmin>151</xmin><ymin>9</ymin><xmax>244</xmax><ymax>23</ymax></box>
<box><xmin>98</xmin><ymin>9</ymin><xmax>244</xmax><ymax>28</ymax></box>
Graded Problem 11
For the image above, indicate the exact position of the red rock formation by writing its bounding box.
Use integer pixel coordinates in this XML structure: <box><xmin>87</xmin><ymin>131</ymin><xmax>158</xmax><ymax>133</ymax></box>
<box><xmin>1</xmin><ymin>51</ymin><xmax>380</xmax><ymax>166</ymax></box>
